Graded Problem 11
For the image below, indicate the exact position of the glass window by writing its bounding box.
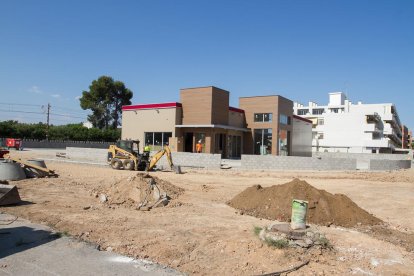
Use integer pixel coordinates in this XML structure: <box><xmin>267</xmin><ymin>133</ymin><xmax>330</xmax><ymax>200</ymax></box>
<box><xmin>264</xmin><ymin>113</ymin><xmax>272</xmax><ymax>122</ymax></box>
<box><xmin>144</xmin><ymin>132</ymin><xmax>153</xmax><ymax>147</ymax></box>
<box><xmin>278</xmin><ymin>129</ymin><xmax>289</xmax><ymax>156</ymax></box>
<box><xmin>163</xmin><ymin>132</ymin><xmax>172</xmax><ymax>145</ymax></box>
<box><xmin>318</xmin><ymin>119</ymin><xmax>324</xmax><ymax>125</ymax></box>
<box><xmin>298</xmin><ymin>109</ymin><xmax>309</xmax><ymax>115</ymax></box>
<box><xmin>254</xmin><ymin>128</ymin><xmax>272</xmax><ymax>155</ymax></box>
<box><xmin>254</xmin><ymin>113</ymin><xmax>264</xmax><ymax>122</ymax></box>
<box><xmin>279</xmin><ymin>114</ymin><xmax>289</xmax><ymax>125</ymax></box>
<box><xmin>153</xmin><ymin>132</ymin><xmax>163</xmax><ymax>151</ymax></box>
<box><xmin>312</xmin><ymin>109</ymin><xmax>324</xmax><ymax>115</ymax></box>
<box><xmin>144</xmin><ymin>132</ymin><xmax>172</xmax><ymax>151</ymax></box>
<box><xmin>254</xmin><ymin>113</ymin><xmax>272</xmax><ymax>122</ymax></box>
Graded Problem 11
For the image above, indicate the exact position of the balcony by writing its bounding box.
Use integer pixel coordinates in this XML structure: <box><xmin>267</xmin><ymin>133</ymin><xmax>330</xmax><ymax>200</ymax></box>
<box><xmin>366</xmin><ymin>113</ymin><xmax>381</xmax><ymax>124</ymax></box>
<box><xmin>383</xmin><ymin>114</ymin><xmax>402</xmax><ymax>130</ymax></box>
<box><xmin>364</xmin><ymin>124</ymin><xmax>381</xmax><ymax>132</ymax></box>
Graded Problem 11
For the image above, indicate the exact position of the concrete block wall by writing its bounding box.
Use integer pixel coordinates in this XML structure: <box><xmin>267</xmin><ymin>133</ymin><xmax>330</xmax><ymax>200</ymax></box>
<box><xmin>15</xmin><ymin>139</ymin><xmax>112</xmax><ymax>149</ymax></box>
<box><xmin>313</xmin><ymin>152</ymin><xmax>412</xmax><ymax>161</ymax></box>
<box><xmin>241</xmin><ymin>155</ymin><xmax>357</xmax><ymax>171</ymax></box>
<box><xmin>369</xmin><ymin>159</ymin><xmax>411</xmax><ymax>171</ymax></box>
<box><xmin>60</xmin><ymin>148</ymin><xmax>412</xmax><ymax>171</ymax></box>
<box><xmin>66</xmin><ymin>148</ymin><xmax>222</xmax><ymax>169</ymax></box>
<box><xmin>155</xmin><ymin>152</ymin><xmax>222</xmax><ymax>169</ymax></box>
<box><xmin>312</xmin><ymin>152</ymin><xmax>412</xmax><ymax>170</ymax></box>
<box><xmin>66</xmin><ymin>147</ymin><xmax>108</xmax><ymax>164</ymax></box>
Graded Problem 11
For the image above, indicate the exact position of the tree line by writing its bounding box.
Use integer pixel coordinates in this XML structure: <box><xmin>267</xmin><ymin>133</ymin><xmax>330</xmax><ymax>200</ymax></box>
<box><xmin>0</xmin><ymin>121</ymin><xmax>120</xmax><ymax>141</ymax></box>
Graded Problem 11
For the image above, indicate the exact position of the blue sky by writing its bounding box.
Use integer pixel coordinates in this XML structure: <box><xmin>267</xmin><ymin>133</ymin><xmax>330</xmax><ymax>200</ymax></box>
<box><xmin>0</xmin><ymin>0</ymin><xmax>413</xmax><ymax>128</ymax></box>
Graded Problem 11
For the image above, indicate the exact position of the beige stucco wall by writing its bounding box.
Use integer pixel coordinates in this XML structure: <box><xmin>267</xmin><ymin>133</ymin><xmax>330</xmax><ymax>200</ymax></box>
<box><xmin>121</xmin><ymin>107</ymin><xmax>181</xmax><ymax>151</ymax></box>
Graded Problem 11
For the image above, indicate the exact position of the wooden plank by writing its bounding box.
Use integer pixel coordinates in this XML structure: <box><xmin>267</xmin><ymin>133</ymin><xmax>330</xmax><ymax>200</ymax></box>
<box><xmin>7</xmin><ymin>156</ymin><xmax>58</xmax><ymax>177</ymax></box>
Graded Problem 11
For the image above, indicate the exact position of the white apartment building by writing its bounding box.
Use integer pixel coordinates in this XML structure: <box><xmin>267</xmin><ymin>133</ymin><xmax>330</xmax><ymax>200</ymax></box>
<box><xmin>293</xmin><ymin>92</ymin><xmax>404</xmax><ymax>153</ymax></box>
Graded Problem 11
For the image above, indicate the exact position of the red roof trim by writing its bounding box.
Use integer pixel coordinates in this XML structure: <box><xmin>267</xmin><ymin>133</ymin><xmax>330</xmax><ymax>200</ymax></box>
<box><xmin>293</xmin><ymin>115</ymin><xmax>312</xmax><ymax>124</ymax></box>
<box><xmin>229</xmin><ymin>106</ymin><xmax>245</xmax><ymax>113</ymax></box>
<box><xmin>122</xmin><ymin>102</ymin><xmax>182</xmax><ymax>111</ymax></box>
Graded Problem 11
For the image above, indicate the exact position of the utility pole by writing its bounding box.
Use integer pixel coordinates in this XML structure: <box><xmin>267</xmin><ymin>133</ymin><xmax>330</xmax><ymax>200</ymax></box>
<box><xmin>46</xmin><ymin>103</ymin><xmax>51</xmax><ymax>141</ymax></box>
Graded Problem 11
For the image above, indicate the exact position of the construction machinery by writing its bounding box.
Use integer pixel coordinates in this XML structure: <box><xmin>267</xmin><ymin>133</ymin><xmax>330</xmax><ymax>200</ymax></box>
<box><xmin>5</xmin><ymin>138</ymin><xmax>22</xmax><ymax>150</ymax></box>
<box><xmin>107</xmin><ymin>140</ymin><xmax>181</xmax><ymax>173</ymax></box>
<box><xmin>107</xmin><ymin>140</ymin><xmax>149</xmax><ymax>171</ymax></box>
<box><xmin>147</xmin><ymin>144</ymin><xmax>181</xmax><ymax>174</ymax></box>
<box><xmin>0</xmin><ymin>184</ymin><xmax>21</xmax><ymax>206</ymax></box>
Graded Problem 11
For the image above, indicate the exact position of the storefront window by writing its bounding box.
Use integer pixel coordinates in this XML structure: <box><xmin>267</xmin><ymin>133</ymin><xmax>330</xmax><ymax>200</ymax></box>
<box><xmin>145</xmin><ymin>133</ymin><xmax>153</xmax><ymax>147</ymax></box>
<box><xmin>144</xmin><ymin>132</ymin><xmax>172</xmax><ymax>151</ymax></box>
<box><xmin>278</xmin><ymin>130</ymin><xmax>290</xmax><ymax>156</ymax></box>
<box><xmin>254</xmin><ymin>129</ymin><xmax>272</xmax><ymax>155</ymax></box>
<box><xmin>163</xmin><ymin>132</ymin><xmax>172</xmax><ymax>145</ymax></box>
<box><xmin>153</xmin><ymin>132</ymin><xmax>163</xmax><ymax>151</ymax></box>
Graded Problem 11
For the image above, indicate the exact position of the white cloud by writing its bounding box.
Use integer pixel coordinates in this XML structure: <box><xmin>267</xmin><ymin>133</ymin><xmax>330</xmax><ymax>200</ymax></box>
<box><xmin>51</xmin><ymin>94</ymin><xmax>61</xmax><ymax>98</ymax></box>
<box><xmin>28</xmin><ymin>85</ymin><xmax>43</xmax><ymax>94</ymax></box>
<box><xmin>75</xmin><ymin>95</ymin><xmax>81</xmax><ymax>100</ymax></box>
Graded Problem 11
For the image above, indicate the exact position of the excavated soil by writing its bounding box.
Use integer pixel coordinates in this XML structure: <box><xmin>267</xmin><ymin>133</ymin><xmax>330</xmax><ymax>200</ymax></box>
<box><xmin>228</xmin><ymin>178</ymin><xmax>383</xmax><ymax>227</ymax></box>
<box><xmin>3</xmin><ymin>151</ymin><xmax>414</xmax><ymax>275</ymax></box>
<box><xmin>96</xmin><ymin>173</ymin><xmax>184</xmax><ymax>208</ymax></box>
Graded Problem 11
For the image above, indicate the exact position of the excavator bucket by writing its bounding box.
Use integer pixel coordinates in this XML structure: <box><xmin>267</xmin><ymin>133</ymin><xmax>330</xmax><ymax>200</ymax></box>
<box><xmin>0</xmin><ymin>184</ymin><xmax>21</xmax><ymax>206</ymax></box>
<box><xmin>172</xmin><ymin>165</ymin><xmax>182</xmax><ymax>174</ymax></box>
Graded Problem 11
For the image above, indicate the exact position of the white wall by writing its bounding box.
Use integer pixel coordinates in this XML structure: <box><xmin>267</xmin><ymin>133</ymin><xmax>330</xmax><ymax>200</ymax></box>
<box><xmin>294</xmin><ymin>93</ymin><xmax>402</xmax><ymax>153</ymax></box>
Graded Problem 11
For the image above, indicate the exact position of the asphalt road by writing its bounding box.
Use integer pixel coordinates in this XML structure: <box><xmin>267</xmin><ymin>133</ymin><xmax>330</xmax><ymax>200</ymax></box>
<box><xmin>0</xmin><ymin>213</ymin><xmax>181</xmax><ymax>276</ymax></box>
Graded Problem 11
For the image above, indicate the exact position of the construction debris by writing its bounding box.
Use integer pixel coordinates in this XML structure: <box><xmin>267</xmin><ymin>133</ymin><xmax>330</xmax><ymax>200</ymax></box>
<box><xmin>5</xmin><ymin>156</ymin><xmax>58</xmax><ymax>178</ymax></box>
<box><xmin>95</xmin><ymin>173</ymin><xmax>183</xmax><ymax>210</ymax></box>
<box><xmin>258</xmin><ymin>222</ymin><xmax>331</xmax><ymax>249</ymax></box>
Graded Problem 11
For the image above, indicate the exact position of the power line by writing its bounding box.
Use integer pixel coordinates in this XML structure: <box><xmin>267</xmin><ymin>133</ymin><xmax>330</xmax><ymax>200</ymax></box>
<box><xmin>0</xmin><ymin>102</ymin><xmax>43</xmax><ymax>107</ymax></box>
<box><xmin>50</xmin><ymin>113</ymin><xmax>86</xmax><ymax>119</ymax></box>
<box><xmin>53</xmin><ymin>105</ymin><xmax>88</xmax><ymax>113</ymax></box>
<box><xmin>0</xmin><ymin>109</ymin><xmax>86</xmax><ymax>120</ymax></box>
<box><xmin>0</xmin><ymin>109</ymin><xmax>45</xmax><ymax>115</ymax></box>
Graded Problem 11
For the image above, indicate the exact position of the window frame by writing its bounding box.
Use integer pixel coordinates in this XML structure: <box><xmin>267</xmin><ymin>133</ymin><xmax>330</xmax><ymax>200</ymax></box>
<box><xmin>254</xmin><ymin>113</ymin><xmax>273</xmax><ymax>123</ymax></box>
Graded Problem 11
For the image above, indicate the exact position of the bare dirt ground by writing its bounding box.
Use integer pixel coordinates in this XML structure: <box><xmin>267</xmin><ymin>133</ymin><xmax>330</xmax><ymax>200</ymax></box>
<box><xmin>1</xmin><ymin>150</ymin><xmax>414</xmax><ymax>275</ymax></box>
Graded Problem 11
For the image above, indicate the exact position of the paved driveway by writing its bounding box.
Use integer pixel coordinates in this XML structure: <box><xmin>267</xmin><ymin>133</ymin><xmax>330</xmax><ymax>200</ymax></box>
<box><xmin>0</xmin><ymin>213</ymin><xmax>181</xmax><ymax>276</ymax></box>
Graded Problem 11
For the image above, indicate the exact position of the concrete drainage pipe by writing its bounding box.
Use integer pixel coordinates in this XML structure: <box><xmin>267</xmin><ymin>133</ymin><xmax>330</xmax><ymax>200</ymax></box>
<box><xmin>24</xmin><ymin>159</ymin><xmax>47</xmax><ymax>178</ymax></box>
<box><xmin>0</xmin><ymin>159</ymin><xmax>26</xmax><ymax>181</ymax></box>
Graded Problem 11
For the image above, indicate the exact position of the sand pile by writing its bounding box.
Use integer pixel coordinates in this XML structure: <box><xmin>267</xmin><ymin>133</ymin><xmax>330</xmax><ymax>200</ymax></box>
<box><xmin>228</xmin><ymin>178</ymin><xmax>382</xmax><ymax>227</ymax></box>
<box><xmin>105</xmin><ymin>173</ymin><xmax>184</xmax><ymax>208</ymax></box>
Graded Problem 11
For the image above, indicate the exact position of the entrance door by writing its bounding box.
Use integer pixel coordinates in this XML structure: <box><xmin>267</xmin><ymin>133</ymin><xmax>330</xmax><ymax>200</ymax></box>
<box><xmin>184</xmin><ymin>132</ymin><xmax>194</xmax><ymax>152</ymax></box>
<box><xmin>228</xmin><ymin>135</ymin><xmax>241</xmax><ymax>158</ymax></box>
<box><xmin>215</xmin><ymin>133</ymin><xmax>226</xmax><ymax>157</ymax></box>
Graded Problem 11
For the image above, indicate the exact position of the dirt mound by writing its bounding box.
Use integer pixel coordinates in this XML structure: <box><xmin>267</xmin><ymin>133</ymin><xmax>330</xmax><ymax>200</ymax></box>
<box><xmin>228</xmin><ymin>178</ymin><xmax>382</xmax><ymax>227</ymax></box>
<box><xmin>105</xmin><ymin>173</ymin><xmax>184</xmax><ymax>208</ymax></box>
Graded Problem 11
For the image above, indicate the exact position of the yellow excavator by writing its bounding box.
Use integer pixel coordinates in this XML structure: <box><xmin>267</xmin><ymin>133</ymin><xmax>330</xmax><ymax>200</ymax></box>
<box><xmin>147</xmin><ymin>144</ymin><xmax>181</xmax><ymax>173</ymax></box>
<box><xmin>108</xmin><ymin>140</ymin><xmax>181</xmax><ymax>173</ymax></box>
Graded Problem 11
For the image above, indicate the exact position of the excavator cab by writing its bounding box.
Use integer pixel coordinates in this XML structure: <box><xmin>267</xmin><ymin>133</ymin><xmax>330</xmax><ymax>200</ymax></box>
<box><xmin>116</xmin><ymin>140</ymin><xmax>139</xmax><ymax>156</ymax></box>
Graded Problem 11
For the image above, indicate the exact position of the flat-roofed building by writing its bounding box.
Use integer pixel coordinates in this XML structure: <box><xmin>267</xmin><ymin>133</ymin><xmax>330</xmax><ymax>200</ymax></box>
<box><xmin>293</xmin><ymin>92</ymin><xmax>408</xmax><ymax>153</ymax></box>
<box><xmin>122</xmin><ymin>86</ymin><xmax>311</xmax><ymax>157</ymax></box>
